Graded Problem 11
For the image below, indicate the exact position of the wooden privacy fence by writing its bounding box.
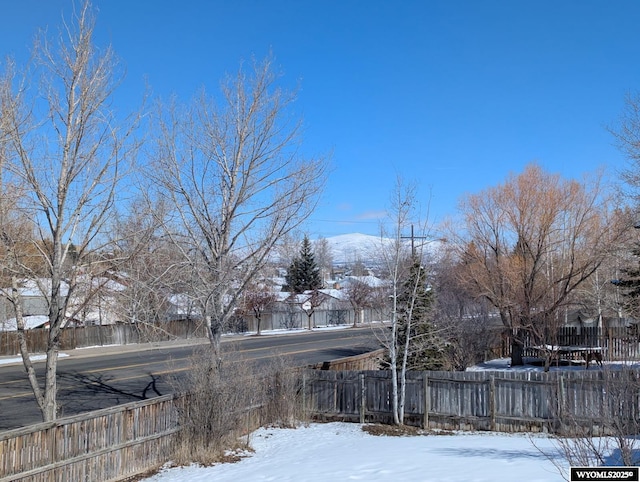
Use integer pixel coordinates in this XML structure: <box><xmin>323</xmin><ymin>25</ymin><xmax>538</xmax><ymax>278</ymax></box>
<box><xmin>0</xmin><ymin>395</ymin><xmax>179</xmax><ymax>482</ymax></box>
<box><xmin>519</xmin><ymin>326</ymin><xmax>640</xmax><ymax>360</ymax></box>
<box><xmin>0</xmin><ymin>321</ymin><xmax>208</xmax><ymax>356</ymax></box>
<box><xmin>302</xmin><ymin>369</ymin><xmax>640</xmax><ymax>434</ymax></box>
<box><xmin>308</xmin><ymin>349</ymin><xmax>385</xmax><ymax>371</ymax></box>
<box><xmin>7</xmin><ymin>358</ymin><xmax>639</xmax><ymax>480</ymax></box>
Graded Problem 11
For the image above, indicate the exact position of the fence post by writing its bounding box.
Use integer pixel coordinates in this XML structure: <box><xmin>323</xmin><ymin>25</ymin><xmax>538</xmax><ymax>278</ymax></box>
<box><xmin>302</xmin><ymin>372</ymin><xmax>307</xmax><ymax>419</ymax></box>
<box><xmin>359</xmin><ymin>373</ymin><xmax>366</xmax><ymax>424</ymax></box>
<box><xmin>557</xmin><ymin>374</ymin><xmax>565</xmax><ymax>434</ymax></box>
<box><xmin>423</xmin><ymin>372</ymin><xmax>430</xmax><ymax>430</ymax></box>
<box><xmin>489</xmin><ymin>376</ymin><xmax>496</xmax><ymax>431</ymax></box>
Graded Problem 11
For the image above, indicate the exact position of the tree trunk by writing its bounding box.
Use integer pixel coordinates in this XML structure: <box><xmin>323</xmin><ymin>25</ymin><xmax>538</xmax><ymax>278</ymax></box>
<box><xmin>390</xmin><ymin>313</ymin><xmax>401</xmax><ymax>425</ymax></box>
<box><xmin>13</xmin><ymin>278</ymin><xmax>46</xmax><ymax>418</ymax></box>
<box><xmin>205</xmin><ymin>315</ymin><xmax>223</xmax><ymax>366</ymax></box>
<box><xmin>43</xmin><ymin>346</ymin><xmax>59</xmax><ymax>421</ymax></box>
<box><xmin>511</xmin><ymin>335</ymin><xmax>524</xmax><ymax>366</ymax></box>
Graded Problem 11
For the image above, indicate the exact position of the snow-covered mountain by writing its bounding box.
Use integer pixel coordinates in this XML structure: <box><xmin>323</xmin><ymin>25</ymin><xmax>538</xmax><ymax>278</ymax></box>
<box><xmin>319</xmin><ymin>232</ymin><xmax>443</xmax><ymax>265</ymax></box>
<box><xmin>320</xmin><ymin>233</ymin><xmax>391</xmax><ymax>265</ymax></box>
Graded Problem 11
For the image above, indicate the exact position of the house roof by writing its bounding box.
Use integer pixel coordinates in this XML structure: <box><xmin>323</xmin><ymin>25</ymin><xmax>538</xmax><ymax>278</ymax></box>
<box><xmin>0</xmin><ymin>278</ymin><xmax>70</xmax><ymax>298</ymax></box>
<box><xmin>341</xmin><ymin>275</ymin><xmax>387</xmax><ymax>289</ymax></box>
<box><xmin>276</xmin><ymin>289</ymin><xmax>349</xmax><ymax>303</ymax></box>
<box><xmin>318</xmin><ymin>288</ymin><xmax>349</xmax><ymax>301</ymax></box>
<box><xmin>1</xmin><ymin>315</ymin><xmax>50</xmax><ymax>331</ymax></box>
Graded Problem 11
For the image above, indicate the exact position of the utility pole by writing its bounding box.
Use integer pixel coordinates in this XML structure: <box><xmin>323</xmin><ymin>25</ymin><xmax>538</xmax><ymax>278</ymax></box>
<box><xmin>401</xmin><ymin>224</ymin><xmax>430</xmax><ymax>259</ymax></box>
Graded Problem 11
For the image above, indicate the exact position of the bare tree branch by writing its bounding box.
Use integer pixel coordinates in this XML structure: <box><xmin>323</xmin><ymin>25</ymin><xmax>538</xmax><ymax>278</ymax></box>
<box><xmin>149</xmin><ymin>55</ymin><xmax>327</xmax><ymax>356</ymax></box>
<box><xmin>0</xmin><ymin>0</ymin><xmax>140</xmax><ymax>421</ymax></box>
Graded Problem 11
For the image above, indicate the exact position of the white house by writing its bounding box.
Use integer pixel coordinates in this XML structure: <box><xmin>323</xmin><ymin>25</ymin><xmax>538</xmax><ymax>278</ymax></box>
<box><xmin>0</xmin><ymin>279</ymin><xmax>70</xmax><ymax>331</ymax></box>
<box><xmin>0</xmin><ymin>275</ymin><xmax>127</xmax><ymax>330</ymax></box>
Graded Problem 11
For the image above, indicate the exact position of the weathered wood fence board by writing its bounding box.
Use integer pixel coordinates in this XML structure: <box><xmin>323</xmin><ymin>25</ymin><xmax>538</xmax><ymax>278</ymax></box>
<box><xmin>4</xmin><ymin>360</ymin><xmax>639</xmax><ymax>480</ymax></box>
<box><xmin>519</xmin><ymin>326</ymin><xmax>640</xmax><ymax>360</ymax></box>
<box><xmin>0</xmin><ymin>395</ymin><xmax>179</xmax><ymax>482</ymax></box>
<box><xmin>5</xmin><ymin>323</ymin><xmax>640</xmax><ymax>360</ymax></box>
<box><xmin>302</xmin><ymin>369</ymin><xmax>639</xmax><ymax>433</ymax></box>
<box><xmin>0</xmin><ymin>321</ymin><xmax>209</xmax><ymax>356</ymax></box>
<box><xmin>309</xmin><ymin>349</ymin><xmax>385</xmax><ymax>371</ymax></box>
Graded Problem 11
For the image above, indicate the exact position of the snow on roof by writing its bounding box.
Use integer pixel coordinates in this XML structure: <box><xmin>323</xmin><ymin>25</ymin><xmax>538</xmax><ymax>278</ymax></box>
<box><xmin>319</xmin><ymin>288</ymin><xmax>349</xmax><ymax>301</ymax></box>
<box><xmin>166</xmin><ymin>293</ymin><xmax>203</xmax><ymax>317</ymax></box>
<box><xmin>276</xmin><ymin>292</ymin><xmax>307</xmax><ymax>303</ymax></box>
<box><xmin>1</xmin><ymin>315</ymin><xmax>49</xmax><ymax>331</ymax></box>
<box><xmin>276</xmin><ymin>290</ymin><xmax>349</xmax><ymax>303</ymax></box>
<box><xmin>76</xmin><ymin>275</ymin><xmax>127</xmax><ymax>292</ymax></box>
<box><xmin>341</xmin><ymin>275</ymin><xmax>387</xmax><ymax>288</ymax></box>
<box><xmin>0</xmin><ymin>276</ymin><xmax>127</xmax><ymax>301</ymax></box>
<box><xmin>0</xmin><ymin>279</ymin><xmax>70</xmax><ymax>298</ymax></box>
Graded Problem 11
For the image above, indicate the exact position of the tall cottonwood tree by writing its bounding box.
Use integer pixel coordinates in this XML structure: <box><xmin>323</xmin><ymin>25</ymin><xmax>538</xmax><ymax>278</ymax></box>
<box><xmin>452</xmin><ymin>164</ymin><xmax>628</xmax><ymax>369</ymax></box>
<box><xmin>150</xmin><ymin>57</ymin><xmax>326</xmax><ymax>356</ymax></box>
<box><xmin>313</xmin><ymin>236</ymin><xmax>333</xmax><ymax>284</ymax></box>
<box><xmin>0</xmin><ymin>2</ymin><xmax>138</xmax><ymax>421</ymax></box>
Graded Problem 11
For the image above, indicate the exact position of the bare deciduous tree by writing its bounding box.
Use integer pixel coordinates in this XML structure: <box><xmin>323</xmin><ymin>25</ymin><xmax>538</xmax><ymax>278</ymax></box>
<box><xmin>375</xmin><ymin>178</ymin><xmax>432</xmax><ymax>425</ymax></box>
<box><xmin>107</xmin><ymin>197</ymin><xmax>191</xmax><ymax>341</ymax></box>
<box><xmin>150</xmin><ymin>56</ymin><xmax>326</xmax><ymax>357</ymax></box>
<box><xmin>344</xmin><ymin>277</ymin><xmax>373</xmax><ymax>327</ymax></box>
<box><xmin>240</xmin><ymin>279</ymin><xmax>278</xmax><ymax>335</ymax></box>
<box><xmin>432</xmin><ymin>250</ymin><xmax>502</xmax><ymax>370</ymax></box>
<box><xmin>612</xmin><ymin>91</ymin><xmax>640</xmax><ymax>202</ymax></box>
<box><xmin>0</xmin><ymin>1</ymin><xmax>138</xmax><ymax>421</ymax></box>
<box><xmin>451</xmin><ymin>163</ymin><xmax>629</xmax><ymax>369</ymax></box>
<box><xmin>313</xmin><ymin>236</ymin><xmax>333</xmax><ymax>286</ymax></box>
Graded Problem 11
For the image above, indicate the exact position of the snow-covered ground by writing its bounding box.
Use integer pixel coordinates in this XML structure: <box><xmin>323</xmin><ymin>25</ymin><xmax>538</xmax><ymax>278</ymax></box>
<box><xmin>0</xmin><ymin>352</ymin><xmax>68</xmax><ymax>365</ymax></box>
<box><xmin>143</xmin><ymin>422</ymin><xmax>566</xmax><ymax>482</ymax></box>
<box><xmin>140</xmin><ymin>351</ymin><xmax>640</xmax><ymax>482</ymax></box>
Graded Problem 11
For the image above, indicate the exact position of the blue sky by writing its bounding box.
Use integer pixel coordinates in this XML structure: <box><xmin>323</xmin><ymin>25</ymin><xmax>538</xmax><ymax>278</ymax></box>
<box><xmin>2</xmin><ymin>1</ymin><xmax>639</xmax><ymax>238</ymax></box>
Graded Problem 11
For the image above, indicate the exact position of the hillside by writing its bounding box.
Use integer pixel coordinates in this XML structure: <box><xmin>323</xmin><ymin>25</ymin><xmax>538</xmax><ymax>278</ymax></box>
<box><xmin>321</xmin><ymin>233</ymin><xmax>387</xmax><ymax>264</ymax></box>
<box><xmin>321</xmin><ymin>233</ymin><xmax>442</xmax><ymax>265</ymax></box>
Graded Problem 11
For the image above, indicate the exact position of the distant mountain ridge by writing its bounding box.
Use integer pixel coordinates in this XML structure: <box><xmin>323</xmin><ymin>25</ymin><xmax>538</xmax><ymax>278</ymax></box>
<box><xmin>318</xmin><ymin>232</ymin><xmax>443</xmax><ymax>265</ymax></box>
<box><xmin>319</xmin><ymin>233</ymin><xmax>389</xmax><ymax>265</ymax></box>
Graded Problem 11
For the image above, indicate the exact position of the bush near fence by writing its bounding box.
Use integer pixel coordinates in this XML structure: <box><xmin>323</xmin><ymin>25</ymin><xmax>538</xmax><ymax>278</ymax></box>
<box><xmin>302</xmin><ymin>369</ymin><xmax>640</xmax><ymax>434</ymax></box>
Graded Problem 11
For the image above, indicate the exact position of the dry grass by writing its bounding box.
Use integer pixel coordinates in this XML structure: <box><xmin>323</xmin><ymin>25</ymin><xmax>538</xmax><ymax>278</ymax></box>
<box><xmin>168</xmin><ymin>346</ymin><xmax>306</xmax><ymax>466</ymax></box>
<box><xmin>262</xmin><ymin>355</ymin><xmax>305</xmax><ymax>428</ymax></box>
<box><xmin>361</xmin><ymin>424</ymin><xmax>455</xmax><ymax>437</ymax></box>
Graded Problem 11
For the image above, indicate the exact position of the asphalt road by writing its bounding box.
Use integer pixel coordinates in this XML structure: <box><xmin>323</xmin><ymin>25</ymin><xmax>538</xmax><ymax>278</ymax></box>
<box><xmin>0</xmin><ymin>327</ymin><xmax>381</xmax><ymax>431</ymax></box>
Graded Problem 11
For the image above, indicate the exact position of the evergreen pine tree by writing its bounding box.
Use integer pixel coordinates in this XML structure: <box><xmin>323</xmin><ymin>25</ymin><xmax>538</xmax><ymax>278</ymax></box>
<box><xmin>385</xmin><ymin>259</ymin><xmax>444</xmax><ymax>370</ymax></box>
<box><xmin>285</xmin><ymin>235</ymin><xmax>322</xmax><ymax>293</ymax></box>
